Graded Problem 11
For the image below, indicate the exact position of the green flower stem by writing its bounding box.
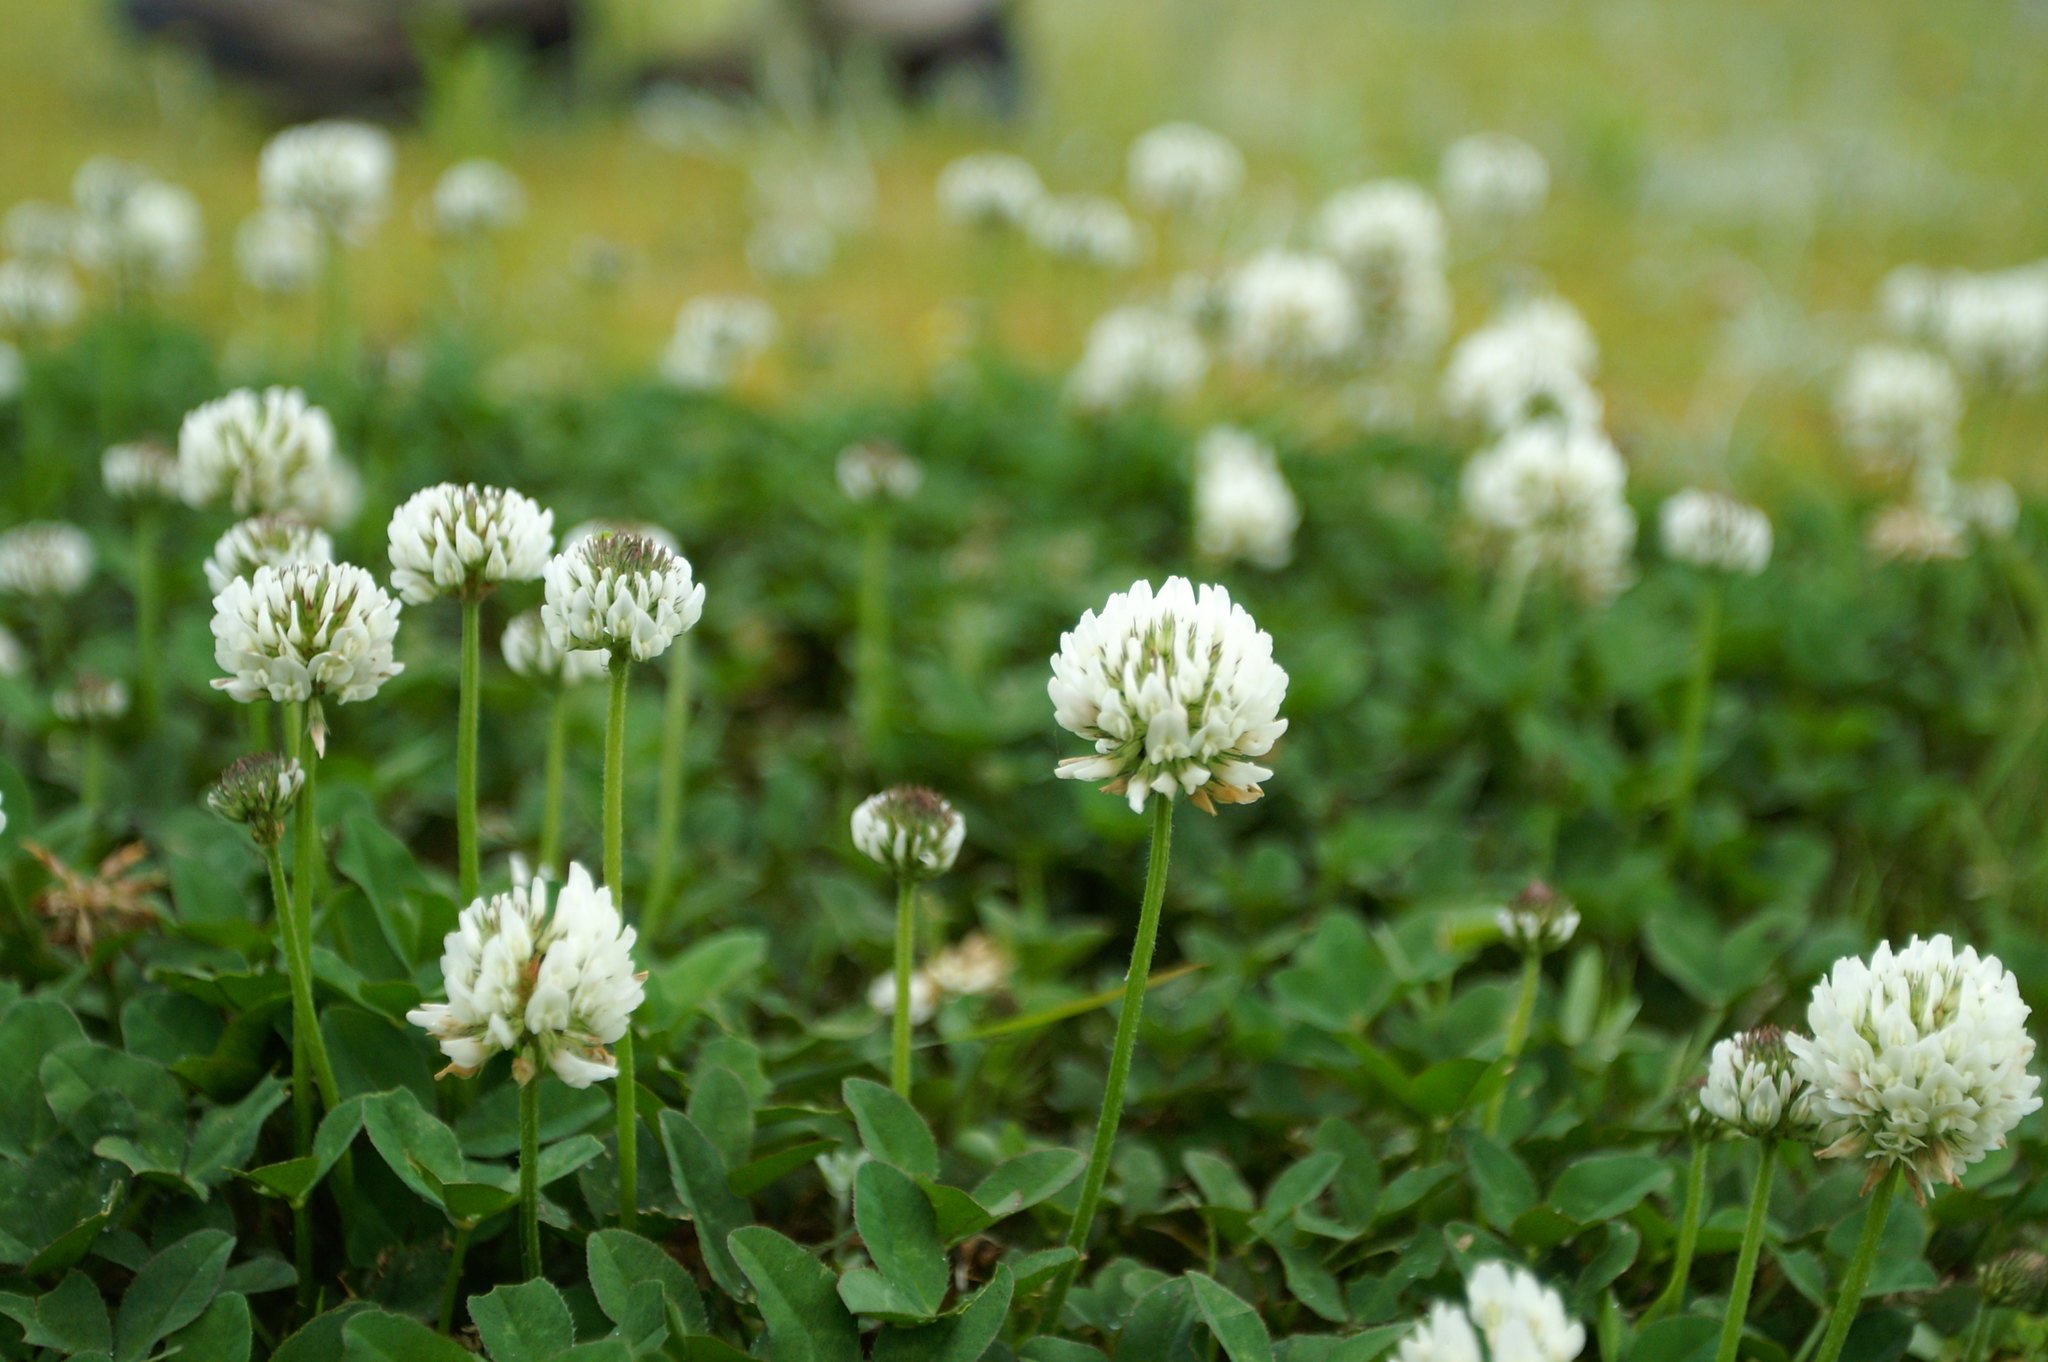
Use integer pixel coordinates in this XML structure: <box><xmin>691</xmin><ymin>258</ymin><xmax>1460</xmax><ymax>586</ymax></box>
<box><xmin>519</xmin><ymin>1075</ymin><xmax>542</xmax><ymax>1277</ymax></box>
<box><xmin>458</xmin><ymin>598</ymin><xmax>482</xmax><ymax>905</ymax></box>
<box><xmin>134</xmin><ymin>506</ymin><xmax>162</xmax><ymax>727</ymax></box>
<box><xmin>1962</xmin><ymin>1303</ymin><xmax>1997</xmax><ymax>1362</ymax></box>
<box><xmin>604</xmin><ymin>654</ymin><xmax>638</xmax><ymax>1231</ymax></box>
<box><xmin>80</xmin><ymin>730</ymin><xmax>105</xmax><ymax>821</ymax></box>
<box><xmin>437</xmin><ymin>1223</ymin><xmax>473</xmax><ymax>1333</ymax></box>
<box><xmin>855</xmin><ymin>511</ymin><xmax>891</xmax><ymax>767</ymax></box>
<box><xmin>1645</xmin><ymin>1141</ymin><xmax>1709</xmax><ymax>1323</ymax></box>
<box><xmin>539</xmin><ymin>690</ymin><xmax>569</xmax><ymax>875</ymax></box>
<box><xmin>645</xmin><ymin>638</ymin><xmax>691</xmax><ymax>943</ymax></box>
<box><xmin>1812</xmin><ymin>1165</ymin><xmax>1904</xmax><ymax>1362</ymax></box>
<box><xmin>1668</xmin><ymin>580</ymin><xmax>1724</xmax><ymax>853</ymax></box>
<box><xmin>1487</xmin><ymin>545</ymin><xmax>1535</xmax><ymax>641</ymax></box>
<box><xmin>1483</xmin><ymin>952</ymin><xmax>1542</xmax><ymax>1137</ymax></box>
<box><xmin>1041</xmin><ymin>797</ymin><xmax>1176</xmax><ymax>1331</ymax></box>
<box><xmin>1714</xmin><ymin>1144</ymin><xmax>1778</xmax><ymax>1362</ymax></box>
<box><xmin>267</xmin><ymin>841</ymin><xmax>315</xmax><ymax>1307</ymax></box>
<box><xmin>288</xmin><ymin>718</ymin><xmax>341</xmax><ymax>1110</ymax></box>
<box><xmin>891</xmin><ymin>875</ymin><xmax>916</xmax><ymax>1097</ymax></box>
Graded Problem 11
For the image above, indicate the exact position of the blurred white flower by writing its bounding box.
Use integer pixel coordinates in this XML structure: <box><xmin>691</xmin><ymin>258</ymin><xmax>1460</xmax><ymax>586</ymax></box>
<box><xmin>1224</xmin><ymin>250</ymin><xmax>1361</xmax><ymax>372</ymax></box>
<box><xmin>1940</xmin><ymin>475</ymin><xmax>2020</xmax><ymax>539</ymax></box>
<box><xmin>260</xmin><ymin>120</ymin><xmax>394</xmax><ymax>242</ymax></box>
<box><xmin>52</xmin><ymin>672</ymin><xmax>128</xmax><ymax>725</ymax></box>
<box><xmin>71</xmin><ymin>157</ymin><xmax>149</xmax><ymax>221</ymax></box>
<box><xmin>178</xmin><ymin>386</ymin><xmax>338</xmax><ymax>516</ymax></box>
<box><xmin>0</xmin><ymin>522</ymin><xmax>94</xmax><ymax>597</ymax></box>
<box><xmin>660</xmin><ymin>295</ymin><xmax>778</xmax><ymax>393</ymax></box>
<box><xmin>926</xmin><ymin>932</ymin><xmax>1012</xmax><ymax>997</ymax></box>
<box><xmin>1127</xmin><ymin>123</ymin><xmax>1245</xmax><ymax>217</ymax></box>
<box><xmin>1441</xmin><ymin>133</ymin><xmax>1550</xmax><ymax>226</ymax></box>
<box><xmin>1316</xmin><ymin>181</ymin><xmax>1451</xmax><ymax>364</ymax></box>
<box><xmin>542</xmin><ymin>530</ymin><xmax>705</xmax><ymax>662</ymax></box>
<box><xmin>206</xmin><ymin>516</ymin><xmax>336</xmax><ymax>595</ymax></box>
<box><xmin>1866</xmin><ymin>500</ymin><xmax>1965</xmax><ymax>564</ymax></box>
<box><xmin>408</xmin><ymin>862</ymin><xmax>644</xmax><ymax>1087</ymax></box>
<box><xmin>1659</xmin><ymin>490</ymin><xmax>1772</xmax><ymax>575</ymax></box>
<box><xmin>1441</xmin><ymin>306</ymin><xmax>1604</xmax><ymax>436</ymax></box>
<box><xmin>1050</xmin><ymin>576</ymin><xmax>1289</xmax><ymax>814</ymax></box>
<box><xmin>386</xmin><ymin>482</ymin><xmax>554</xmax><ymax>604</ymax></box>
<box><xmin>1027</xmin><ymin>194</ymin><xmax>1144</xmax><ymax>269</ymax></box>
<box><xmin>0</xmin><ymin>259</ymin><xmax>82</xmax><ymax>332</ymax></box>
<box><xmin>1461</xmin><ymin>424</ymin><xmax>1637</xmax><ymax>601</ymax></box>
<box><xmin>73</xmin><ymin>178</ymin><xmax>202</xmax><ymax>292</ymax></box>
<box><xmin>1193</xmin><ymin>426</ymin><xmax>1298</xmax><ymax>569</ymax></box>
<box><xmin>2</xmin><ymin>201</ymin><xmax>74</xmax><ymax>263</ymax></box>
<box><xmin>936</xmin><ymin>153</ymin><xmax>1044</xmax><ymax>230</ymax></box>
<box><xmin>837</xmin><ymin>439</ymin><xmax>923</xmax><ymax>503</ymax></box>
<box><xmin>868</xmin><ymin>969</ymin><xmax>939</xmax><ymax>1025</ymax></box>
<box><xmin>236</xmin><ymin>209</ymin><xmax>322</xmax><ymax>296</ymax></box>
<box><xmin>502</xmin><ymin>609</ymin><xmax>606</xmax><ymax>686</ymax></box>
<box><xmin>1791</xmin><ymin>935</ymin><xmax>2041</xmax><ymax>1196</ymax></box>
<box><xmin>747</xmin><ymin>218</ymin><xmax>836</xmax><ymax>281</ymax></box>
<box><xmin>1701</xmin><ymin>1025</ymin><xmax>1811</xmax><ymax>1139</ymax></box>
<box><xmin>210</xmin><ymin>561</ymin><xmax>404</xmax><ymax>711</ymax></box>
<box><xmin>1069</xmin><ymin>305</ymin><xmax>1208</xmax><ymax>410</ymax></box>
<box><xmin>1496</xmin><ymin>882</ymin><xmax>1579</xmax><ymax>956</ymax></box>
<box><xmin>1930</xmin><ymin>268</ymin><xmax>2048</xmax><ymax>389</ymax></box>
<box><xmin>1834</xmin><ymin>346</ymin><xmax>1962</xmax><ymax>475</ymax></box>
<box><xmin>102</xmin><ymin>441</ymin><xmax>182</xmax><ymax>502</ymax></box>
<box><xmin>207</xmin><ymin>752</ymin><xmax>305</xmax><ymax>846</ymax></box>
<box><xmin>431</xmin><ymin>158</ymin><xmax>525</xmax><ymax>238</ymax></box>
<box><xmin>851</xmin><ymin>786</ymin><xmax>966</xmax><ymax>880</ymax></box>
<box><xmin>1879</xmin><ymin>264</ymin><xmax>1945</xmax><ymax>343</ymax></box>
<box><xmin>1396</xmin><ymin>1301</ymin><xmax>1481</xmax><ymax>1362</ymax></box>
<box><xmin>1400</xmin><ymin>1263</ymin><xmax>1584</xmax><ymax>1362</ymax></box>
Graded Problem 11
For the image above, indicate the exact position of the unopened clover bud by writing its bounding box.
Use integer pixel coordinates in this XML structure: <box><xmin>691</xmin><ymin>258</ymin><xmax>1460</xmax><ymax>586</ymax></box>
<box><xmin>851</xmin><ymin>786</ymin><xmax>965</xmax><ymax>881</ymax></box>
<box><xmin>1496</xmin><ymin>880</ymin><xmax>1579</xmax><ymax>956</ymax></box>
<box><xmin>207</xmin><ymin>753</ymin><xmax>305</xmax><ymax>846</ymax></box>
<box><xmin>1701</xmin><ymin>1025</ymin><xmax>1813</xmax><ymax>1140</ymax></box>
<box><xmin>1981</xmin><ymin>1249</ymin><xmax>2048</xmax><ymax>1309</ymax></box>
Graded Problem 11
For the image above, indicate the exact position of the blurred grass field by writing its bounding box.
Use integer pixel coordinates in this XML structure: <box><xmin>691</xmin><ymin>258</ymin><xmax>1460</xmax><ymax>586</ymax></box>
<box><xmin>3</xmin><ymin>0</ymin><xmax>2046</xmax><ymax>488</ymax></box>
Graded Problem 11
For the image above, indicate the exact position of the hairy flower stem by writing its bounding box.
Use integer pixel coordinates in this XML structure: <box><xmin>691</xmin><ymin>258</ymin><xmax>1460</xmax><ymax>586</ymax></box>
<box><xmin>539</xmin><ymin>691</ymin><xmax>569</xmax><ymax>875</ymax></box>
<box><xmin>604</xmin><ymin>655</ymin><xmax>638</xmax><ymax>1231</ymax></box>
<box><xmin>1645</xmin><ymin>1141</ymin><xmax>1709</xmax><ymax>1323</ymax></box>
<box><xmin>520</xmin><ymin>1075</ymin><xmax>542</xmax><ymax>1277</ymax></box>
<box><xmin>855</xmin><ymin>512</ymin><xmax>891</xmax><ymax>769</ymax></box>
<box><xmin>1668</xmin><ymin>581</ymin><xmax>1723</xmax><ymax>853</ymax></box>
<box><xmin>891</xmin><ymin>875</ymin><xmax>916</xmax><ymax>1096</ymax></box>
<box><xmin>437</xmin><ymin>1224</ymin><xmax>472</xmax><ymax>1333</ymax></box>
<box><xmin>1714</xmin><ymin>1145</ymin><xmax>1777</xmax><ymax>1362</ymax></box>
<box><xmin>1813</xmin><ymin>1165</ymin><xmax>1903</xmax><ymax>1362</ymax></box>
<box><xmin>1483</xmin><ymin>953</ymin><xmax>1542</xmax><ymax>1137</ymax></box>
<box><xmin>458</xmin><ymin>599</ymin><xmax>482</xmax><ymax>904</ymax></box>
<box><xmin>1042</xmin><ymin>798</ymin><xmax>1176</xmax><ymax>1331</ymax></box>
<box><xmin>267</xmin><ymin>842</ymin><xmax>316</xmax><ymax>1307</ymax></box>
<box><xmin>645</xmin><ymin>640</ymin><xmax>691</xmax><ymax>942</ymax></box>
<box><xmin>286</xmin><ymin>714</ymin><xmax>341</xmax><ymax>1111</ymax></box>
<box><xmin>134</xmin><ymin>506</ymin><xmax>162</xmax><ymax>727</ymax></box>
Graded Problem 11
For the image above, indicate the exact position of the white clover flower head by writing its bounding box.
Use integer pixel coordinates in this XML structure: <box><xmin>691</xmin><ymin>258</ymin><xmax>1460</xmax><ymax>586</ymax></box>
<box><xmin>1050</xmin><ymin>576</ymin><xmax>1289</xmax><ymax>814</ymax></box>
<box><xmin>868</xmin><ymin>970</ymin><xmax>939</xmax><ymax>1025</ymax></box>
<box><xmin>1834</xmin><ymin>346</ymin><xmax>1962</xmax><ymax>476</ymax></box>
<box><xmin>52</xmin><ymin>672</ymin><xmax>129</xmax><ymax>725</ymax></box>
<box><xmin>260</xmin><ymin>120</ymin><xmax>395</xmax><ymax>242</ymax></box>
<box><xmin>204</xmin><ymin>515</ymin><xmax>334</xmax><ymax>596</ymax></box>
<box><xmin>73</xmin><ymin>178</ymin><xmax>201</xmax><ymax>291</ymax></box>
<box><xmin>541</xmin><ymin>531</ymin><xmax>705</xmax><ymax>662</ymax></box>
<box><xmin>837</xmin><ymin>439</ymin><xmax>924</xmax><ymax>504</ymax></box>
<box><xmin>660</xmin><ymin>295</ymin><xmax>778</xmax><ymax>392</ymax></box>
<box><xmin>1929</xmin><ymin>268</ymin><xmax>2048</xmax><ymax>390</ymax></box>
<box><xmin>1496</xmin><ymin>881</ymin><xmax>1580</xmax><ymax>956</ymax></box>
<box><xmin>206</xmin><ymin>752</ymin><xmax>305</xmax><ymax>846</ymax></box>
<box><xmin>210</xmin><ymin>561</ymin><xmax>404</xmax><ymax>723</ymax></box>
<box><xmin>1866</xmin><ymin>501</ymin><xmax>1966</xmax><ymax>564</ymax></box>
<box><xmin>0</xmin><ymin>259</ymin><xmax>83</xmax><ymax>332</ymax></box>
<box><xmin>178</xmin><ymin>386</ymin><xmax>338</xmax><ymax>516</ymax></box>
<box><xmin>0</xmin><ymin>623</ymin><xmax>23</xmax><ymax>678</ymax></box>
<box><xmin>292</xmin><ymin>456</ymin><xmax>364</xmax><ymax>532</ymax></box>
<box><xmin>1194</xmin><ymin>426</ymin><xmax>1299</xmax><ymax>570</ymax></box>
<box><xmin>502</xmin><ymin>609</ymin><xmax>606</xmax><ymax>686</ymax></box>
<box><xmin>1397</xmin><ymin>1301</ymin><xmax>1481</xmax><ymax>1362</ymax></box>
<box><xmin>407</xmin><ymin>862</ymin><xmax>645</xmax><ymax>1087</ymax></box>
<box><xmin>1027</xmin><ymin>194</ymin><xmax>1145</xmax><ymax>269</ymax></box>
<box><xmin>0</xmin><ymin>522</ymin><xmax>94</xmax><ymax>597</ymax></box>
<box><xmin>1659</xmin><ymin>490</ymin><xmax>1772</xmax><ymax>575</ymax></box>
<box><xmin>936</xmin><ymin>152</ymin><xmax>1044</xmax><ymax>231</ymax></box>
<box><xmin>236</xmin><ymin>209</ymin><xmax>322</xmax><ymax>296</ymax></box>
<box><xmin>1068</xmin><ymin>305</ymin><xmax>1209</xmax><ymax>411</ymax></box>
<box><xmin>851</xmin><ymin>786</ymin><xmax>966</xmax><ymax>881</ymax></box>
<box><xmin>431</xmin><ymin>158</ymin><xmax>526</xmax><ymax>238</ymax></box>
<box><xmin>386</xmin><ymin>482</ymin><xmax>554</xmax><ymax>604</ymax></box>
<box><xmin>1127</xmin><ymin>122</ymin><xmax>1245</xmax><ymax>217</ymax></box>
<box><xmin>1223</xmin><ymin>250</ymin><xmax>1362</xmax><ymax>373</ymax></box>
<box><xmin>1790</xmin><ymin>934</ymin><xmax>2042</xmax><ymax>1198</ymax></box>
<box><xmin>3</xmin><ymin>201</ymin><xmax>75</xmax><ymax>263</ymax></box>
<box><xmin>1462</xmin><ymin>1262</ymin><xmax>1586</xmax><ymax>1362</ymax></box>
<box><xmin>1880</xmin><ymin>264</ymin><xmax>1945</xmax><ymax>342</ymax></box>
<box><xmin>925</xmin><ymin>933</ymin><xmax>1012</xmax><ymax>998</ymax></box>
<box><xmin>1441</xmin><ymin>132</ymin><xmax>1550</xmax><ymax>225</ymax></box>
<box><xmin>101</xmin><ymin>441</ymin><xmax>182</xmax><ymax>502</ymax></box>
<box><xmin>1317</xmin><ymin>180</ymin><xmax>1447</xmax><ymax>280</ymax></box>
<box><xmin>1441</xmin><ymin>298</ymin><xmax>1602</xmax><ymax>435</ymax></box>
<box><xmin>1701</xmin><ymin>1025</ymin><xmax>1813</xmax><ymax>1140</ymax></box>
<box><xmin>1945</xmin><ymin>476</ymin><xmax>2020</xmax><ymax>540</ymax></box>
<box><xmin>1461</xmin><ymin>423</ymin><xmax>1637</xmax><ymax>602</ymax></box>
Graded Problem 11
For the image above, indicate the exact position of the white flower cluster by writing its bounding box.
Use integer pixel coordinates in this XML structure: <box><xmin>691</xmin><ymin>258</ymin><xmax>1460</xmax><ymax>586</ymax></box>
<box><xmin>1127</xmin><ymin>123</ymin><xmax>1244</xmax><ymax>217</ymax></box>
<box><xmin>1701</xmin><ymin>1026</ymin><xmax>1811</xmax><ymax>1139</ymax></box>
<box><xmin>1223</xmin><ymin>250</ymin><xmax>1362</xmax><ymax>373</ymax></box>
<box><xmin>102</xmin><ymin>442</ymin><xmax>182</xmax><ymax>502</ymax></box>
<box><xmin>210</xmin><ymin>561</ymin><xmax>404</xmax><ymax>707</ymax></box>
<box><xmin>1028</xmin><ymin>194</ymin><xmax>1144</xmax><ymax>269</ymax></box>
<box><xmin>1441</xmin><ymin>298</ymin><xmax>1603</xmax><ymax>436</ymax></box>
<box><xmin>178</xmin><ymin>387</ymin><xmax>339</xmax><ymax>517</ymax></box>
<box><xmin>1659</xmin><ymin>490</ymin><xmax>1772</xmax><ymax>575</ymax></box>
<box><xmin>851</xmin><ymin>786</ymin><xmax>966</xmax><ymax>881</ymax></box>
<box><xmin>236</xmin><ymin>209</ymin><xmax>322</xmax><ymax>296</ymax></box>
<box><xmin>1460</xmin><ymin>424</ymin><xmax>1637</xmax><ymax>602</ymax></box>
<box><xmin>386</xmin><ymin>482</ymin><xmax>554</xmax><ymax>603</ymax></box>
<box><xmin>1193</xmin><ymin>426</ymin><xmax>1299</xmax><ymax>570</ymax></box>
<box><xmin>260</xmin><ymin>120</ymin><xmax>395</xmax><ymax>241</ymax></box>
<box><xmin>1441</xmin><ymin>132</ymin><xmax>1550</xmax><ymax>226</ymax></box>
<box><xmin>837</xmin><ymin>440</ymin><xmax>924</xmax><ymax>503</ymax></box>
<box><xmin>1050</xmin><ymin>576</ymin><xmax>1289</xmax><ymax>814</ymax></box>
<box><xmin>1496</xmin><ymin>882</ymin><xmax>1579</xmax><ymax>956</ymax></box>
<box><xmin>432</xmin><ymin>159</ymin><xmax>526</xmax><ymax>238</ymax></box>
<box><xmin>502</xmin><ymin>610</ymin><xmax>606</xmax><ymax>686</ymax></box>
<box><xmin>1834</xmin><ymin>346</ymin><xmax>1961</xmax><ymax>476</ymax></box>
<box><xmin>0</xmin><ymin>522</ymin><xmax>94</xmax><ymax>597</ymax></box>
<box><xmin>1397</xmin><ymin>1262</ymin><xmax>1585</xmax><ymax>1362</ymax></box>
<box><xmin>71</xmin><ymin>162</ymin><xmax>202</xmax><ymax>292</ymax></box>
<box><xmin>205</xmin><ymin>516</ymin><xmax>334</xmax><ymax>595</ymax></box>
<box><xmin>542</xmin><ymin>531</ymin><xmax>706</xmax><ymax>662</ymax></box>
<box><xmin>1315</xmin><ymin>181</ymin><xmax>1452</xmax><ymax>363</ymax></box>
<box><xmin>408</xmin><ymin>863</ymin><xmax>645</xmax><ymax>1088</ymax></box>
<box><xmin>1884</xmin><ymin>264</ymin><xmax>2048</xmax><ymax>390</ymax></box>
<box><xmin>927</xmin><ymin>933</ymin><xmax>1012</xmax><ymax>997</ymax></box>
<box><xmin>868</xmin><ymin>970</ymin><xmax>939</xmax><ymax>1024</ymax></box>
<box><xmin>52</xmin><ymin>673</ymin><xmax>128</xmax><ymax>724</ymax></box>
<box><xmin>0</xmin><ymin>258</ymin><xmax>82</xmax><ymax>331</ymax></box>
<box><xmin>937</xmin><ymin>153</ymin><xmax>1043</xmax><ymax>231</ymax></box>
<box><xmin>1069</xmin><ymin>305</ymin><xmax>1208</xmax><ymax>411</ymax></box>
<box><xmin>660</xmin><ymin>295</ymin><xmax>778</xmax><ymax>392</ymax></box>
<box><xmin>1791</xmin><ymin>935</ymin><xmax>2041</xmax><ymax>1196</ymax></box>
